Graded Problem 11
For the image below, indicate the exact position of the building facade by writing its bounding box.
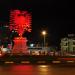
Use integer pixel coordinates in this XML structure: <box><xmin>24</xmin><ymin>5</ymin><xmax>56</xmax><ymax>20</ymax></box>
<box><xmin>60</xmin><ymin>34</ymin><xmax>75</xmax><ymax>53</ymax></box>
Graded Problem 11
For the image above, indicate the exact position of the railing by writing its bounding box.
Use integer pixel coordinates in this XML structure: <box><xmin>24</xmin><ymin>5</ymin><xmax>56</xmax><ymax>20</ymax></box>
<box><xmin>1</xmin><ymin>47</ymin><xmax>75</xmax><ymax>57</ymax></box>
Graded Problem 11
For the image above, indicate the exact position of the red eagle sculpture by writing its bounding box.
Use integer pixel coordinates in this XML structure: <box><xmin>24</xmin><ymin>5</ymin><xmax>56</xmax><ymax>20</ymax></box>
<box><xmin>9</xmin><ymin>10</ymin><xmax>32</xmax><ymax>37</ymax></box>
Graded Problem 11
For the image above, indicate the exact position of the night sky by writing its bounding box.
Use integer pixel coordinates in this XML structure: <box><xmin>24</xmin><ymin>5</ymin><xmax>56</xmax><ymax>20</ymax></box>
<box><xmin>0</xmin><ymin>0</ymin><xmax>75</xmax><ymax>46</ymax></box>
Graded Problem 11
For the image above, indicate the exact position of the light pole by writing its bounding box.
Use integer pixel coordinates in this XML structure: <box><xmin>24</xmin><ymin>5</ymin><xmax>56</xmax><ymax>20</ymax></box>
<box><xmin>42</xmin><ymin>31</ymin><xmax>46</xmax><ymax>47</ymax></box>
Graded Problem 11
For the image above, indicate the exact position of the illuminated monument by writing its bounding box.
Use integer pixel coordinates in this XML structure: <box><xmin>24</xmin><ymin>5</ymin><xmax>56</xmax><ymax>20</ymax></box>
<box><xmin>9</xmin><ymin>10</ymin><xmax>31</xmax><ymax>54</ymax></box>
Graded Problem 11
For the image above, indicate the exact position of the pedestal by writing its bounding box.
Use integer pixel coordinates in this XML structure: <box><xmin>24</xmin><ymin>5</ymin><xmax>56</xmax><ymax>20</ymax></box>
<box><xmin>12</xmin><ymin>37</ymin><xmax>28</xmax><ymax>54</ymax></box>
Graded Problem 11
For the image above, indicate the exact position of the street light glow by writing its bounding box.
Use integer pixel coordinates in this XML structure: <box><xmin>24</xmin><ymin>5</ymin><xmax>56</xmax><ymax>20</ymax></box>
<box><xmin>42</xmin><ymin>30</ymin><xmax>46</xmax><ymax>47</ymax></box>
<box><xmin>42</xmin><ymin>31</ymin><xmax>46</xmax><ymax>35</ymax></box>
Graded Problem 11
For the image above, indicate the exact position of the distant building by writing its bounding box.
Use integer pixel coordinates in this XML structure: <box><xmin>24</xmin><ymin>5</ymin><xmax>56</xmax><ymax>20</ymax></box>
<box><xmin>60</xmin><ymin>34</ymin><xmax>75</xmax><ymax>53</ymax></box>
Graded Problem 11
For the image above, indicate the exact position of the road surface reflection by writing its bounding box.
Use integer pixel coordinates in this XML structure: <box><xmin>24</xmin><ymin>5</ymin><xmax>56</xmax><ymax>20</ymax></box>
<box><xmin>0</xmin><ymin>64</ymin><xmax>75</xmax><ymax>75</ymax></box>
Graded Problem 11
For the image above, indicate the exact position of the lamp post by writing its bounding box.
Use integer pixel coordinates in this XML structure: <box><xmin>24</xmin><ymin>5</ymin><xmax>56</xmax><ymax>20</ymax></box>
<box><xmin>42</xmin><ymin>31</ymin><xmax>46</xmax><ymax>47</ymax></box>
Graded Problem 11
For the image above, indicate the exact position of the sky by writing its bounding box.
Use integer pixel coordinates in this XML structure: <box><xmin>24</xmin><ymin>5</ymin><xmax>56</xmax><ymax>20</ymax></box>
<box><xmin>0</xmin><ymin>0</ymin><xmax>75</xmax><ymax>46</ymax></box>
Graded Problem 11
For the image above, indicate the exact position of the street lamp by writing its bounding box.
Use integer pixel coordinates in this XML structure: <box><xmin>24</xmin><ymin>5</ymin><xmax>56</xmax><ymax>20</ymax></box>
<box><xmin>42</xmin><ymin>31</ymin><xmax>46</xmax><ymax>47</ymax></box>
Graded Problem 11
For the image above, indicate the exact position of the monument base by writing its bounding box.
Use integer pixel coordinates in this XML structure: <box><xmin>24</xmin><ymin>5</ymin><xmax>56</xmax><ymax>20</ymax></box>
<box><xmin>12</xmin><ymin>37</ymin><xmax>28</xmax><ymax>54</ymax></box>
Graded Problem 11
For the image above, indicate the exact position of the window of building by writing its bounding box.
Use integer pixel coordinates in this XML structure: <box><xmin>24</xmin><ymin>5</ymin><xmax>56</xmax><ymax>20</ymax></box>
<box><xmin>73</xmin><ymin>38</ymin><xmax>75</xmax><ymax>40</ymax></box>
<box><xmin>73</xmin><ymin>47</ymin><xmax>75</xmax><ymax>51</ymax></box>
<box><xmin>66</xmin><ymin>48</ymin><xmax>68</xmax><ymax>51</ymax></box>
<box><xmin>73</xmin><ymin>42</ymin><xmax>75</xmax><ymax>45</ymax></box>
<box><xmin>63</xmin><ymin>38</ymin><xmax>68</xmax><ymax>41</ymax></box>
<box><xmin>64</xmin><ymin>43</ymin><xmax>68</xmax><ymax>46</ymax></box>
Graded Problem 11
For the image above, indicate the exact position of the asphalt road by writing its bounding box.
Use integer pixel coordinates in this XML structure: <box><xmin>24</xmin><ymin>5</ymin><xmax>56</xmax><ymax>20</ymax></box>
<box><xmin>0</xmin><ymin>64</ymin><xmax>75</xmax><ymax>75</ymax></box>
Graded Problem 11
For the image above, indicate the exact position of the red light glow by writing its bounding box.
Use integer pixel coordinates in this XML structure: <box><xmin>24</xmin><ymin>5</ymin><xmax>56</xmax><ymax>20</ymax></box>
<box><xmin>9</xmin><ymin>10</ymin><xmax>32</xmax><ymax>37</ymax></box>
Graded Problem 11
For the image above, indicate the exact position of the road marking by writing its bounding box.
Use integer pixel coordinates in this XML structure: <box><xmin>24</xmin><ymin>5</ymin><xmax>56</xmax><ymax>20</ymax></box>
<box><xmin>21</xmin><ymin>61</ymin><xmax>30</xmax><ymax>64</ymax></box>
<box><xmin>67</xmin><ymin>61</ymin><xmax>74</xmax><ymax>63</ymax></box>
<box><xmin>37</xmin><ymin>61</ymin><xmax>46</xmax><ymax>63</ymax></box>
<box><xmin>52</xmin><ymin>61</ymin><xmax>61</xmax><ymax>63</ymax></box>
<box><xmin>5</xmin><ymin>61</ymin><xmax>14</xmax><ymax>64</ymax></box>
